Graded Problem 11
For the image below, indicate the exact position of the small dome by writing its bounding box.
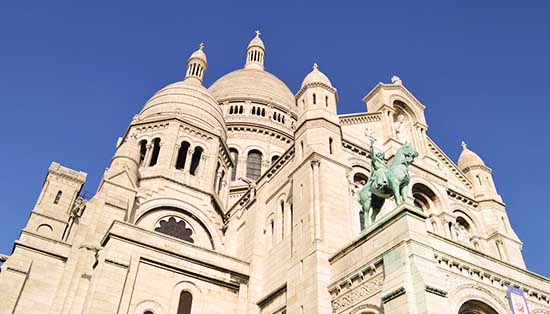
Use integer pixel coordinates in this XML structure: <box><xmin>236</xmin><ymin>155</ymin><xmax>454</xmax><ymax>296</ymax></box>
<box><xmin>188</xmin><ymin>43</ymin><xmax>207</xmax><ymax>63</ymax></box>
<box><xmin>458</xmin><ymin>141</ymin><xmax>486</xmax><ymax>170</ymax></box>
<box><xmin>301</xmin><ymin>63</ymin><xmax>332</xmax><ymax>88</ymax></box>
<box><xmin>139</xmin><ymin>81</ymin><xmax>226</xmax><ymax>137</ymax></box>
<box><xmin>209</xmin><ymin>68</ymin><xmax>295</xmax><ymax>112</ymax></box>
<box><xmin>247</xmin><ymin>30</ymin><xmax>265</xmax><ymax>50</ymax></box>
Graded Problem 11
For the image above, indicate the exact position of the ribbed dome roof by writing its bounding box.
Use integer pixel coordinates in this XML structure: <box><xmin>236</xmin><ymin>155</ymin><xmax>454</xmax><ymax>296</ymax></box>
<box><xmin>301</xmin><ymin>63</ymin><xmax>332</xmax><ymax>88</ymax></box>
<box><xmin>208</xmin><ymin>68</ymin><xmax>296</xmax><ymax>111</ymax></box>
<box><xmin>139</xmin><ymin>80</ymin><xmax>226</xmax><ymax>137</ymax></box>
<box><xmin>458</xmin><ymin>142</ymin><xmax>486</xmax><ymax>170</ymax></box>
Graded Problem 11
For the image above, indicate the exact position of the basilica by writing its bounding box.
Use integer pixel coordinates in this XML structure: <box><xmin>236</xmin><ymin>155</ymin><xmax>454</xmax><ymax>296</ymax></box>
<box><xmin>1</xmin><ymin>32</ymin><xmax>549</xmax><ymax>314</ymax></box>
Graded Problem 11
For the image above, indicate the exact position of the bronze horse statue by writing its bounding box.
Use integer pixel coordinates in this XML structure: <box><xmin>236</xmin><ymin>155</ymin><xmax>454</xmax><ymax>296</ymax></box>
<box><xmin>358</xmin><ymin>141</ymin><xmax>418</xmax><ymax>229</ymax></box>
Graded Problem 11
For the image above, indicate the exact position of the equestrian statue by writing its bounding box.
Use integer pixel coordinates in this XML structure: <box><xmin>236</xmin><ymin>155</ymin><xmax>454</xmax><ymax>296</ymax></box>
<box><xmin>358</xmin><ymin>138</ymin><xmax>419</xmax><ymax>229</ymax></box>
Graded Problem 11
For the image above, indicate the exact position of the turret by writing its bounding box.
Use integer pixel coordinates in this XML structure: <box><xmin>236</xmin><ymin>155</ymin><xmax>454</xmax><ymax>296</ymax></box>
<box><xmin>295</xmin><ymin>63</ymin><xmax>341</xmax><ymax>159</ymax></box>
<box><xmin>458</xmin><ymin>141</ymin><xmax>500</xmax><ymax>201</ymax></box>
<box><xmin>244</xmin><ymin>30</ymin><xmax>265</xmax><ymax>70</ymax></box>
<box><xmin>184</xmin><ymin>43</ymin><xmax>208</xmax><ymax>84</ymax></box>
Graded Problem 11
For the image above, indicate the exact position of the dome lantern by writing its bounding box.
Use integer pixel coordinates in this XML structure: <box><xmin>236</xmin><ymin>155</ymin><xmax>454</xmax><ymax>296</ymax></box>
<box><xmin>245</xmin><ymin>30</ymin><xmax>265</xmax><ymax>70</ymax></box>
<box><xmin>185</xmin><ymin>43</ymin><xmax>208</xmax><ymax>84</ymax></box>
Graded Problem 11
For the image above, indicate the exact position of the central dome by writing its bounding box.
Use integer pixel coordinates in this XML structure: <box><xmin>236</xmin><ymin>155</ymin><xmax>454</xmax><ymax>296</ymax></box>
<box><xmin>208</xmin><ymin>68</ymin><xmax>296</xmax><ymax>111</ymax></box>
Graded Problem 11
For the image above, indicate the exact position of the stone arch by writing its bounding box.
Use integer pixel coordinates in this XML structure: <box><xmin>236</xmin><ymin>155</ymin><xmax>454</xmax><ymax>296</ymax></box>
<box><xmin>449</xmin><ymin>284</ymin><xmax>510</xmax><ymax>314</ymax></box>
<box><xmin>408</xmin><ymin>177</ymin><xmax>449</xmax><ymax>212</ymax></box>
<box><xmin>411</xmin><ymin>182</ymin><xmax>442</xmax><ymax>215</ymax></box>
<box><xmin>169</xmin><ymin>280</ymin><xmax>203</xmax><ymax>314</ymax></box>
<box><xmin>36</xmin><ymin>224</ymin><xmax>53</xmax><ymax>236</ymax></box>
<box><xmin>264</xmin><ymin>212</ymin><xmax>276</xmax><ymax>249</ymax></box>
<box><xmin>350</xmin><ymin>303</ymin><xmax>383</xmax><ymax>314</ymax></box>
<box><xmin>135</xmin><ymin>199</ymin><xmax>222</xmax><ymax>250</ymax></box>
<box><xmin>451</xmin><ymin>207</ymin><xmax>482</xmax><ymax>237</ymax></box>
<box><xmin>133</xmin><ymin>299</ymin><xmax>165</xmax><ymax>314</ymax></box>
<box><xmin>389</xmin><ymin>94</ymin><xmax>424</xmax><ymax>124</ymax></box>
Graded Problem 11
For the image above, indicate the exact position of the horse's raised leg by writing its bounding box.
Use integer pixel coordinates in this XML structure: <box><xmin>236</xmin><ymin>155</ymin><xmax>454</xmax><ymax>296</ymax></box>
<box><xmin>390</xmin><ymin>179</ymin><xmax>402</xmax><ymax>206</ymax></box>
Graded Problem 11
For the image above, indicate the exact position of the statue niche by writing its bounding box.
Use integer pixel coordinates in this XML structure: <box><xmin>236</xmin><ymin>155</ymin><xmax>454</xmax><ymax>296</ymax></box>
<box><xmin>358</xmin><ymin>138</ymin><xmax>418</xmax><ymax>229</ymax></box>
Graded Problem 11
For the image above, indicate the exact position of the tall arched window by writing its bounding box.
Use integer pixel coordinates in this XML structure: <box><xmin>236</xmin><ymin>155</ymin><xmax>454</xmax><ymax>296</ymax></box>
<box><xmin>217</xmin><ymin>169</ymin><xmax>225</xmax><ymax>194</ymax></box>
<box><xmin>246</xmin><ymin>150</ymin><xmax>263</xmax><ymax>179</ymax></box>
<box><xmin>229</xmin><ymin>148</ymin><xmax>239</xmax><ymax>181</ymax></box>
<box><xmin>149</xmin><ymin>138</ymin><xmax>161</xmax><ymax>167</ymax></box>
<box><xmin>54</xmin><ymin>191</ymin><xmax>62</xmax><ymax>204</ymax></box>
<box><xmin>329</xmin><ymin>137</ymin><xmax>333</xmax><ymax>154</ymax></box>
<box><xmin>177</xmin><ymin>291</ymin><xmax>193</xmax><ymax>314</ymax></box>
<box><xmin>139</xmin><ymin>140</ymin><xmax>147</xmax><ymax>166</ymax></box>
<box><xmin>280</xmin><ymin>201</ymin><xmax>285</xmax><ymax>239</ymax></box>
<box><xmin>175</xmin><ymin>141</ymin><xmax>190</xmax><ymax>170</ymax></box>
<box><xmin>189</xmin><ymin>147</ymin><xmax>203</xmax><ymax>176</ymax></box>
<box><xmin>313</xmin><ymin>93</ymin><xmax>316</xmax><ymax>104</ymax></box>
<box><xmin>271</xmin><ymin>155</ymin><xmax>280</xmax><ymax>164</ymax></box>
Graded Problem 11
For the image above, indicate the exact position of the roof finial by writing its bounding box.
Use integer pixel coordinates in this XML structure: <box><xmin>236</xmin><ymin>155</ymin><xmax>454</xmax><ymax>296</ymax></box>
<box><xmin>461</xmin><ymin>141</ymin><xmax>468</xmax><ymax>150</ymax></box>
<box><xmin>199</xmin><ymin>42</ymin><xmax>205</xmax><ymax>50</ymax></box>
<box><xmin>255</xmin><ymin>30</ymin><xmax>261</xmax><ymax>37</ymax></box>
<box><xmin>313</xmin><ymin>63</ymin><xmax>319</xmax><ymax>70</ymax></box>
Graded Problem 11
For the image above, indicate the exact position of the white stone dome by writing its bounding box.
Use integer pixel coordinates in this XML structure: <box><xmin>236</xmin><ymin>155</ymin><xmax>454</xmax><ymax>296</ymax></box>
<box><xmin>139</xmin><ymin>80</ymin><xmax>226</xmax><ymax>137</ymax></box>
<box><xmin>301</xmin><ymin>63</ymin><xmax>332</xmax><ymax>88</ymax></box>
<box><xmin>458</xmin><ymin>142</ymin><xmax>486</xmax><ymax>170</ymax></box>
<box><xmin>208</xmin><ymin>68</ymin><xmax>296</xmax><ymax>111</ymax></box>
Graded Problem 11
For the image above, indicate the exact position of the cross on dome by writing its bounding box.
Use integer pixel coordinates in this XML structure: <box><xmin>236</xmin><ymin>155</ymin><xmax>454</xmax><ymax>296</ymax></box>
<box><xmin>199</xmin><ymin>42</ymin><xmax>205</xmax><ymax>50</ymax></box>
<box><xmin>255</xmin><ymin>30</ymin><xmax>261</xmax><ymax>37</ymax></box>
<box><xmin>313</xmin><ymin>63</ymin><xmax>319</xmax><ymax>70</ymax></box>
<box><xmin>461</xmin><ymin>141</ymin><xmax>468</xmax><ymax>150</ymax></box>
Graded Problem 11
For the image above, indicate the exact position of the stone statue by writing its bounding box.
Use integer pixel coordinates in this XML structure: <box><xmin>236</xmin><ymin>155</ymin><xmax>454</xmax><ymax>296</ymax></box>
<box><xmin>358</xmin><ymin>139</ymin><xmax>418</xmax><ymax>229</ymax></box>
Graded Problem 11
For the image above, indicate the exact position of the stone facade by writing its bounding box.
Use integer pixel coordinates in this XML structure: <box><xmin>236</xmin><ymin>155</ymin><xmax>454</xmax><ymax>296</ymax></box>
<box><xmin>1</xmin><ymin>32</ymin><xmax>549</xmax><ymax>314</ymax></box>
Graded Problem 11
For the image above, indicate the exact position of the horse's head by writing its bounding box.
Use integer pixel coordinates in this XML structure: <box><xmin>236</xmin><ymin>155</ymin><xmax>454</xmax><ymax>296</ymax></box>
<box><xmin>396</xmin><ymin>142</ymin><xmax>419</xmax><ymax>165</ymax></box>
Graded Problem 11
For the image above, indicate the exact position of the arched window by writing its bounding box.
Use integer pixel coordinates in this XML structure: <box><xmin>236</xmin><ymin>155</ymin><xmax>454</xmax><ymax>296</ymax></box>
<box><xmin>246</xmin><ymin>150</ymin><xmax>263</xmax><ymax>179</ymax></box>
<box><xmin>458</xmin><ymin>300</ymin><xmax>498</xmax><ymax>314</ymax></box>
<box><xmin>139</xmin><ymin>140</ymin><xmax>147</xmax><ymax>166</ymax></box>
<box><xmin>217</xmin><ymin>169</ymin><xmax>225</xmax><ymax>194</ymax></box>
<box><xmin>252</xmin><ymin>107</ymin><xmax>256</xmax><ymax>115</ymax></box>
<box><xmin>229</xmin><ymin>106</ymin><xmax>234</xmax><ymax>114</ymax></box>
<box><xmin>175</xmin><ymin>141</ymin><xmax>190</xmax><ymax>170</ymax></box>
<box><xmin>149</xmin><ymin>138</ymin><xmax>161</xmax><ymax>167</ymax></box>
<box><xmin>144</xmin><ymin>311</ymin><xmax>153</xmax><ymax>314</ymax></box>
<box><xmin>261</xmin><ymin>108</ymin><xmax>265</xmax><ymax>116</ymax></box>
<box><xmin>280</xmin><ymin>200</ymin><xmax>285</xmax><ymax>239</ymax></box>
<box><xmin>325</xmin><ymin>95</ymin><xmax>329</xmax><ymax>107</ymax></box>
<box><xmin>177</xmin><ymin>291</ymin><xmax>193</xmax><ymax>314</ymax></box>
<box><xmin>239</xmin><ymin>105</ymin><xmax>244</xmax><ymax>114</ymax></box>
<box><xmin>155</xmin><ymin>217</ymin><xmax>194</xmax><ymax>243</ymax></box>
<box><xmin>412</xmin><ymin>183</ymin><xmax>439</xmax><ymax>213</ymax></box>
<box><xmin>54</xmin><ymin>191</ymin><xmax>62</xmax><ymax>204</ymax></box>
<box><xmin>353</xmin><ymin>173</ymin><xmax>368</xmax><ymax>186</ymax></box>
<box><xmin>329</xmin><ymin>137</ymin><xmax>333</xmax><ymax>154</ymax></box>
<box><xmin>313</xmin><ymin>93</ymin><xmax>316</xmax><ymax>104</ymax></box>
<box><xmin>271</xmin><ymin>155</ymin><xmax>280</xmax><ymax>164</ymax></box>
<box><xmin>189</xmin><ymin>147</ymin><xmax>203</xmax><ymax>176</ymax></box>
<box><xmin>229</xmin><ymin>148</ymin><xmax>239</xmax><ymax>181</ymax></box>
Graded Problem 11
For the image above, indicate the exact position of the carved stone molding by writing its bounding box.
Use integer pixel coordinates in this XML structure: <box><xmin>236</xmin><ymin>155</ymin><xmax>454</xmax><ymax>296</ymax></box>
<box><xmin>331</xmin><ymin>274</ymin><xmax>384</xmax><ymax>313</ymax></box>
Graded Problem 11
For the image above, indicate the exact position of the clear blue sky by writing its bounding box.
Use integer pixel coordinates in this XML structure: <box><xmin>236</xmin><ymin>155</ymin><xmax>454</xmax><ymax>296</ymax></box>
<box><xmin>1</xmin><ymin>1</ymin><xmax>549</xmax><ymax>276</ymax></box>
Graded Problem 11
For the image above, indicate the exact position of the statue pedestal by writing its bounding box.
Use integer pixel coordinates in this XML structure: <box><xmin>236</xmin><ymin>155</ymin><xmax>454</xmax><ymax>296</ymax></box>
<box><xmin>330</xmin><ymin>203</ymin><xmax>449</xmax><ymax>314</ymax></box>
